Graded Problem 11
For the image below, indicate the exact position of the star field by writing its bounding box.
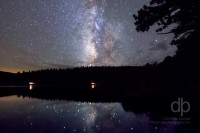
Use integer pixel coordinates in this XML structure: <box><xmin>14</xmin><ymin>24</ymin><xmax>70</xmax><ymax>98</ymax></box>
<box><xmin>0</xmin><ymin>0</ymin><xmax>177</xmax><ymax>72</ymax></box>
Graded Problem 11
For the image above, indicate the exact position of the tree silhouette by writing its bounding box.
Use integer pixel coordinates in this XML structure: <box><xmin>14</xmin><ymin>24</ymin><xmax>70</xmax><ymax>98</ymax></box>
<box><xmin>134</xmin><ymin>0</ymin><xmax>200</xmax><ymax>72</ymax></box>
<box><xmin>133</xmin><ymin>0</ymin><xmax>200</xmax><ymax>86</ymax></box>
<box><xmin>133</xmin><ymin>0</ymin><xmax>200</xmax><ymax>45</ymax></box>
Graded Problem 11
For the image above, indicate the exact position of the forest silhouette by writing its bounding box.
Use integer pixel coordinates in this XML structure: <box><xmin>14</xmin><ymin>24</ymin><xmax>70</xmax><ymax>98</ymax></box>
<box><xmin>0</xmin><ymin>0</ymin><xmax>199</xmax><ymax>128</ymax></box>
<box><xmin>1</xmin><ymin>0</ymin><xmax>199</xmax><ymax>95</ymax></box>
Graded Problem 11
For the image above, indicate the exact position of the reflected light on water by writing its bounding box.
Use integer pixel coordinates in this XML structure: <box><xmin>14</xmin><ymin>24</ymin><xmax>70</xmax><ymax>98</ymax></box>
<box><xmin>0</xmin><ymin>96</ymin><xmax>187</xmax><ymax>133</ymax></box>
<box><xmin>91</xmin><ymin>81</ymin><xmax>96</xmax><ymax>89</ymax></box>
<box><xmin>29</xmin><ymin>82</ymin><xmax>34</xmax><ymax>90</ymax></box>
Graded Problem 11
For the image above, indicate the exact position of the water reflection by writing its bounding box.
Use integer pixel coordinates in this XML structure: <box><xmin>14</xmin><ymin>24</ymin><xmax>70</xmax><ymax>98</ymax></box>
<box><xmin>29</xmin><ymin>82</ymin><xmax>34</xmax><ymax>90</ymax></box>
<box><xmin>91</xmin><ymin>81</ymin><xmax>96</xmax><ymax>89</ymax></box>
<box><xmin>0</xmin><ymin>96</ymin><xmax>187</xmax><ymax>133</ymax></box>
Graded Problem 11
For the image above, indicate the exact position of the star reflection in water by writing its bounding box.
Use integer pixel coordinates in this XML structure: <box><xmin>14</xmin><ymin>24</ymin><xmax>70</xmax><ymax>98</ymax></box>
<box><xmin>0</xmin><ymin>96</ymin><xmax>183</xmax><ymax>133</ymax></box>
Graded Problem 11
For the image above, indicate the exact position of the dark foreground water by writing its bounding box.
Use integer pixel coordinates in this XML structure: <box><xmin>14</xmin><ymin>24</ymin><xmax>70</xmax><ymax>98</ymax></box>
<box><xmin>0</xmin><ymin>96</ymin><xmax>191</xmax><ymax>133</ymax></box>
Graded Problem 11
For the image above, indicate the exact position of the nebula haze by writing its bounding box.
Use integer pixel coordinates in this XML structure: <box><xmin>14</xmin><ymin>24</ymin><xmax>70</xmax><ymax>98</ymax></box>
<box><xmin>0</xmin><ymin>0</ymin><xmax>177</xmax><ymax>72</ymax></box>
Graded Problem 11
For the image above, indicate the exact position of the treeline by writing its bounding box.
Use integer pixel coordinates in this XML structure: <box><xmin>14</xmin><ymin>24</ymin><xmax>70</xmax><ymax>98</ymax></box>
<box><xmin>1</xmin><ymin>59</ymin><xmax>199</xmax><ymax>89</ymax></box>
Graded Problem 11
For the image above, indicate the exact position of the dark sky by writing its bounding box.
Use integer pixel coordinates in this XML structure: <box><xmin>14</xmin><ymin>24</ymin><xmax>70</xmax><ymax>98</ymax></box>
<box><xmin>0</xmin><ymin>0</ymin><xmax>177</xmax><ymax>73</ymax></box>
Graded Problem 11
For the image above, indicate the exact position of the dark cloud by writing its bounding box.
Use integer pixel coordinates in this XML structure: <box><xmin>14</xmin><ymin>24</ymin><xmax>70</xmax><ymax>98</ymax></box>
<box><xmin>0</xmin><ymin>0</ymin><xmax>177</xmax><ymax>72</ymax></box>
<box><xmin>150</xmin><ymin>41</ymin><xmax>169</xmax><ymax>51</ymax></box>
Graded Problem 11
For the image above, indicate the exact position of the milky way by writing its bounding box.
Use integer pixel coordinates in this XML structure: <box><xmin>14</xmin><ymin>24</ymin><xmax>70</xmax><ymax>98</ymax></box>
<box><xmin>0</xmin><ymin>0</ymin><xmax>177</xmax><ymax>72</ymax></box>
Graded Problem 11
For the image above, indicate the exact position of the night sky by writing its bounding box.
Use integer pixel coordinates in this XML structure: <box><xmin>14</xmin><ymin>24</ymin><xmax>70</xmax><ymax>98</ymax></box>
<box><xmin>0</xmin><ymin>0</ymin><xmax>177</xmax><ymax>73</ymax></box>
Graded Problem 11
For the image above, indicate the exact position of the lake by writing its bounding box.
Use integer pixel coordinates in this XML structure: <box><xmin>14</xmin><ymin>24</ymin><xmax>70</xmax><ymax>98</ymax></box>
<box><xmin>0</xmin><ymin>95</ymin><xmax>191</xmax><ymax>133</ymax></box>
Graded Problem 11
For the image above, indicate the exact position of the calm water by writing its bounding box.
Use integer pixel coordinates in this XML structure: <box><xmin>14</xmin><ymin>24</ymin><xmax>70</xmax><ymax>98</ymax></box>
<box><xmin>0</xmin><ymin>96</ymin><xmax>188</xmax><ymax>133</ymax></box>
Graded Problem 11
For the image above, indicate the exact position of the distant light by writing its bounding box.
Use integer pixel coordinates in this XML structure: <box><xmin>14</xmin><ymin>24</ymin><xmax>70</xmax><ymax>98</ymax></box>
<box><xmin>29</xmin><ymin>82</ymin><xmax>34</xmax><ymax>85</ymax></box>
<box><xmin>29</xmin><ymin>82</ymin><xmax>34</xmax><ymax>90</ymax></box>
<box><xmin>91</xmin><ymin>81</ymin><xmax>96</xmax><ymax>89</ymax></box>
